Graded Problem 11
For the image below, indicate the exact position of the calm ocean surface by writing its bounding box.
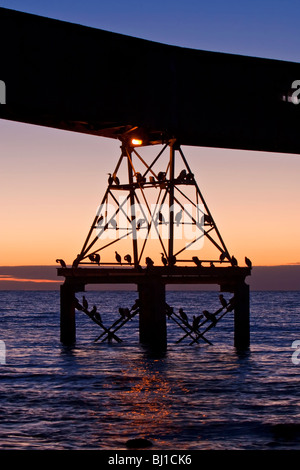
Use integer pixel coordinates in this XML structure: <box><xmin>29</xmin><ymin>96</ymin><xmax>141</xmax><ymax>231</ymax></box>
<box><xmin>0</xmin><ymin>289</ymin><xmax>299</xmax><ymax>450</ymax></box>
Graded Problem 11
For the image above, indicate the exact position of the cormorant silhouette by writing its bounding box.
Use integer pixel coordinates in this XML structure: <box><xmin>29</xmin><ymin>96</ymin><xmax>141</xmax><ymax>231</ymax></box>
<box><xmin>161</xmin><ymin>253</ymin><xmax>168</xmax><ymax>266</ymax></box>
<box><xmin>219</xmin><ymin>251</ymin><xmax>226</xmax><ymax>262</ymax></box>
<box><xmin>90</xmin><ymin>306</ymin><xmax>102</xmax><ymax>323</ymax></box>
<box><xmin>245</xmin><ymin>256</ymin><xmax>252</xmax><ymax>268</ymax></box>
<box><xmin>119</xmin><ymin>307</ymin><xmax>126</xmax><ymax>318</ymax></box>
<box><xmin>82</xmin><ymin>296</ymin><xmax>88</xmax><ymax>310</ymax></box>
<box><xmin>204</xmin><ymin>214</ymin><xmax>213</xmax><ymax>225</ymax></box>
<box><xmin>113</xmin><ymin>173</ymin><xmax>120</xmax><ymax>185</ymax></box>
<box><xmin>175</xmin><ymin>210</ymin><xmax>182</xmax><ymax>226</ymax></box>
<box><xmin>124</xmin><ymin>254</ymin><xmax>132</xmax><ymax>265</ymax></box>
<box><xmin>56</xmin><ymin>259</ymin><xmax>66</xmax><ymax>268</ymax></box>
<box><xmin>115</xmin><ymin>251</ymin><xmax>122</xmax><ymax>264</ymax></box>
<box><xmin>165</xmin><ymin>303</ymin><xmax>174</xmax><ymax>317</ymax></box>
<box><xmin>177</xmin><ymin>169</ymin><xmax>187</xmax><ymax>182</ymax></box>
<box><xmin>231</xmin><ymin>255</ymin><xmax>238</xmax><ymax>267</ymax></box>
<box><xmin>192</xmin><ymin>256</ymin><xmax>202</xmax><ymax>267</ymax></box>
<box><xmin>157</xmin><ymin>171</ymin><xmax>166</xmax><ymax>181</ymax></box>
<box><xmin>219</xmin><ymin>294</ymin><xmax>228</xmax><ymax>308</ymax></box>
<box><xmin>158</xmin><ymin>212</ymin><xmax>165</xmax><ymax>224</ymax></box>
<box><xmin>136</xmin><ymin>218</ymin><xmax>145</xmax><ymax>230</ymax></box>
<box><xmin>97</xmin><ymin>215</ymin><xmax>104</xmax><ymax>225</ymax></box>
<box><xmin>89</xmin><ymin>253</ymin><xmax>100</xmax><ymax>265</ymax></box>
<box><xmin>108</xmin><ymin>173</ymin><xmax>113</xmax><ymax>185</ymax></box>
<box><xmin>179</xmin><ymin>308</ymin><xmax>189</xmax><ymax>324</ymax></box>
<box><xmin>145</xmin><ymin>257</ymin><xmax>154</xmax><ymax>267</ymax></box>
<box><xmin>192</xmin><ymin>314</ymin><xmax>203</xmax><ymax>331</ymax></box>
<box><xmin>90</xmin><ymin>305</ymin><xmax>97</xmax><ymax>316</ymax></box>
<box><xmin>136</xmin><ymin>172</ymin><xmax>146</xmax><ymax>184</ymax></box>
<box><xmin>186</xmin><ymin>172</ymin><xmax>194</xmax><ymax>182</ymax></box>
<box><xmin>203</xmin><ymin>310</ymin><xmax>217</xmax><ymax>325</ymax></box>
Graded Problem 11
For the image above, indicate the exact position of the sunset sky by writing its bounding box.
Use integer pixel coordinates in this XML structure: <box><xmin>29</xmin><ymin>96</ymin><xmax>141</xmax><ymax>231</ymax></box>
<box><xmin>1</xmin><ymin>0</ymin><xmax>300</xmax><ymax>275</ymax></box>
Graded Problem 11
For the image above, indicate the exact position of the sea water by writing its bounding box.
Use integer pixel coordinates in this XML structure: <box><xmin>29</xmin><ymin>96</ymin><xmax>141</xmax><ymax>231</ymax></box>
<box><xmin>0</xmin><ymin>290</ymin><xmax>299</xmax><ymax>450</ymax></box>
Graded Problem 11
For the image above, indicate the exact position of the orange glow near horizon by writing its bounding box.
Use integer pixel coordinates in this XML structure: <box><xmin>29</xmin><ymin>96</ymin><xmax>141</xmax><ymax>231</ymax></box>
<box><xmin>1</xmin><ymin>120</ymin><xmax>300</xmax><ymax>267</ymax></box>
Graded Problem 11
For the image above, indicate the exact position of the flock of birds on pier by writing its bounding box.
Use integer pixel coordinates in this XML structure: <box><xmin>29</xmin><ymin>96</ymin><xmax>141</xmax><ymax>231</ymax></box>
<box><xmin>73</xmin><ymin>291</ymin><xmax>235</xmax><ymax>345</ymax></box>
<box><xmin>56</xmin><ymin>254</ymin><xmax>252</xmax><ymax>269</ymax></box>
<box><xmin>107</xmin><ymin>168</ymin><xmax>195</xmax><ymax>187</ymax></box>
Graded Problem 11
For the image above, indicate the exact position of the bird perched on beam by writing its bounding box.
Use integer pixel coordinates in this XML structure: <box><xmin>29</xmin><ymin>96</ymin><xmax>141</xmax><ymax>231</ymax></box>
<box><xmin>161</xmin><ymin>253</ymin><xmax>168</xmax><ymax>266</ymax></box>
<box><xmin>245</xmin><ymin>256</ymin><xmax>252</xmax><ymax>269</ymax></box>
<box><xmin>203</xmin><ymin>310</ymin><xmax>217</xmax><ymax>326</ymax></box>
<box><xmin>231</xmin><ymin>255</ymin><xmax>238</xmax><ymax>267</ymax></box>
<box><xmin>124</xmin><ymin>254</ymin><xmax>132</xmax><ymax>265</ymax></box>
<box><xmin>219</xmin><ymin>294</ymin><xmax>228</xmax><ymax>309</ymax></box>
<box><xmin>176</xmin><ymin>169</ymin><xmax>187</xmax><ymax>182</ymax></box>
<box><xmin>179</xmin><ymin>308</ymin><xmax>189</xmax><ymax>325</ymax></box>
<box><xmin>158</xmin><ymin>212</ymin><xmax>165</xmax><ymax>224</ymax></box>
<box><xmin>157</xmin><ymin>171</ymin><xmax>166</xmax><ymax>181</ymax></box>
<box><xmin>113</xmin><ymin>173</ymin><xmax>120</xmax><ymax>185</ymax></box>
<box><xmin>175</xmin><ymin>210</ymin><xmax>182</xmax><ymax>226</ymax></box>
<box><xmin>107</xmin><ymin>173</ymin><xmax>113</xmax><ymax>185</ymax></box>
<box><xmin>145</xmin><ymin>257</ymin><xmax>154</xmax><ymax>268</ymax></box>
<box><xmin>192</xmin><ymin>256</ymin><xmax>202</xmax><ymax>267</ymax></box>
<box><xmin>88</xmin><ymin>253</ymin><xmax>100</xmax><ymax>265</ymax></box>
<box><xmin>56</xmin><ymin>259</ymin><xmax>66</xmax><ymax>268</ymax></box>
<box><xmin>219</xmin><ymin>251</ymin><xmax>227</xmax><ymax>262</ymax></box>
<box><xmin>82</xmin><ymin>296</ymin><xmax>88</xmax><ymax>311</ymax></box>
<box><xmin>115</xmin><ymin>251</ymin><xmax>122</xmax><ymax>264</ymax></box>
<box><xmin>192</xmin><ymin>314</ymin><xmax>203</xmax><ymax>331</ymax></box>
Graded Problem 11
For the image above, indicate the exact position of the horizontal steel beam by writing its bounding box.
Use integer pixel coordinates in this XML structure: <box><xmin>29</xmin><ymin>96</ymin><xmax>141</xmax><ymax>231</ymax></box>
<box><xmin>57</xmin><ymin>266</ymin><xmax>251</xmax><ymax>285</ymax></box>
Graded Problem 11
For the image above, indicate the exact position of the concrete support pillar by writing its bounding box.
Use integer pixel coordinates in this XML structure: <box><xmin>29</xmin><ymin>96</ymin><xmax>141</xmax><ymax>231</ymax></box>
<box><xmin>138</xmin><ymin>281</ymin><xmax>167</xmax><ymax>350</ymax></box>
<box><xmin>233</xmin><ymin>282</ymin><xmax>250</xmax><ymax>350</ymax></box>
<box><xmin>60</xmin><ymin>283</ymin><xmax>76</xmax><ymax>345</ymax></box>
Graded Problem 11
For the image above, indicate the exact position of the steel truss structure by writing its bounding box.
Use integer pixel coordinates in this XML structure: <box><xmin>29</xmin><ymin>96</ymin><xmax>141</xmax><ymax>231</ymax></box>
<box><xmin>73</xmin><ymin>139</ymin><xmax>235</xmax><ymax>269</ymax></box>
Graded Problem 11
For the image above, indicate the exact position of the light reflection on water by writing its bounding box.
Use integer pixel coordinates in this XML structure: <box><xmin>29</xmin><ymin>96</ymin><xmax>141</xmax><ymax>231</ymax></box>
<box><xmin>0</xmin><ymin>290</ymin><xmax>299</xmax><ymax>449</ymax></box>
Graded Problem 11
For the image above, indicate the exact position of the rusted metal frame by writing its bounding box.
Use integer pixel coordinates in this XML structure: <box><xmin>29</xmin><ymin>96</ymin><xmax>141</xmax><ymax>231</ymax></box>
<box><xmin>178</xmin><ymin>147</ymin><xmax>231</xmax><ymax>260</ymax></box>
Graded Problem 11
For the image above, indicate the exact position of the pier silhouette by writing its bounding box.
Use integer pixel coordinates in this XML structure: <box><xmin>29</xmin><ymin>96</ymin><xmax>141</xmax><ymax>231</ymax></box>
<box><xmin>1</xmin><ymin>7</ymin><xmax>299</xmax><ymax>350</ymax></box>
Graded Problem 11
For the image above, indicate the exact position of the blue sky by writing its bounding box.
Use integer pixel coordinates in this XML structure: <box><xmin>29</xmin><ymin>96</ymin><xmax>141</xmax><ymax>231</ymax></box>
<box><xmin>1</xmin><ymin>0</ymin><xmax>300</xmax><ymax>61</ymax></box>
